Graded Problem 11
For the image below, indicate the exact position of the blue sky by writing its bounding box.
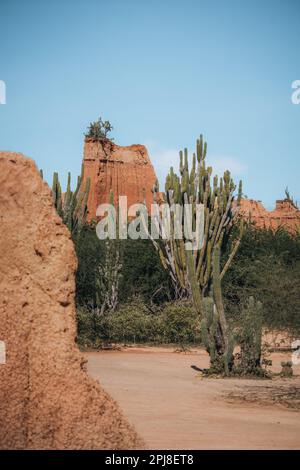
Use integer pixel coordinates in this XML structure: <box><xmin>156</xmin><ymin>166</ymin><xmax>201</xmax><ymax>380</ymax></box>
<box><xmin>0</xmin><ymin>0</ymin><xmax>299</xmax><ymax>209</ymax></box>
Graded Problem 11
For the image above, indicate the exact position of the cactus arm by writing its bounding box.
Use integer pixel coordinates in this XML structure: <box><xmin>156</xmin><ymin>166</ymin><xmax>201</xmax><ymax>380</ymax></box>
<box><xmin>212</xmin><ymin>244</ymin><xmax>231</xmax><ymax>375</ymax></box>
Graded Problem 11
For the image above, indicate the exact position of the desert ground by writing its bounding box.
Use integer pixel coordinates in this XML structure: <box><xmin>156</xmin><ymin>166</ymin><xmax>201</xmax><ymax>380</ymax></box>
<box><xmin>86</xmin><ymin>347</ymin><xmax>300</xmax><ymax>450</ymax></box>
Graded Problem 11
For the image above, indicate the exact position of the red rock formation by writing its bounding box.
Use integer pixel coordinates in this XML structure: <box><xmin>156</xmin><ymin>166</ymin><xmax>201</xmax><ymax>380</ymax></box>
<box><xmin>239</xmin><ymin>198</ymin><xmax>300</xmax><ymax>234</ymax></box>
<box><xmin>0</xmin><ymin>152</ymin><xmax>143</xmax><ymax>449</ymax></box>
<box><xmin>82</xmin><ymin>138</ymin><xmax>157</xmax><ymax>220</ymax></box>
<box><xmin>81</xmin><ymin>136</ymin><xmax>300</xmax><ymax>234</ymax></box>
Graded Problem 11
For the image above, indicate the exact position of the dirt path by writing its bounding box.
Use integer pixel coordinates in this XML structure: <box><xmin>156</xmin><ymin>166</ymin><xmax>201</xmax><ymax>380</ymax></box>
<box><xmin>86</xmin><ymin>347</ymin><xmax>300</xmax><ymax>449</ymax></box>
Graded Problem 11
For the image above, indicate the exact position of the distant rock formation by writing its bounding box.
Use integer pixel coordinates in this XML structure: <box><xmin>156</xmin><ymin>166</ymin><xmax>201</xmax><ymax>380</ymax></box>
<box><xmin>81</xmin><ymin>136</ymin><xmax>300</xmax><ymax>234</ymax></box>
<box><xmin>82</xmin><ymin>137</ymin><xmax>157</xmax><ymax>219</ymax></box>
<box><xmin>0</xmin><ymin>152</ymin><xmax>142</xmax><ymax>449</ymax></box>
<box><xmin>239</xmin><ymin>198</ymin><xmax>300</xmax><ymax>234</ymax></box>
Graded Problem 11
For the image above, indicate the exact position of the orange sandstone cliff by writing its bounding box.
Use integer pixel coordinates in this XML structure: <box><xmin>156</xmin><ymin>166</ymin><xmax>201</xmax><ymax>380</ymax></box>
<box><xmin>82</xmin><ymin>137</ymin><xmax>157</xmax><ymax>220</ymax></box>
<box><xmin>239</xmin><ymin>198</ymin><xmax>300</xmax><ymax>234</ymax></box>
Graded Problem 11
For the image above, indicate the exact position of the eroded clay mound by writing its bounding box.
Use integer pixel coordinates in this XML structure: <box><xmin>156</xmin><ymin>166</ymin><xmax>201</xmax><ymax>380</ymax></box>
<box><xmin>0</xmin><ymin>152</ymin><xmax>143</xmax><ymax>450</ymax></box>
<box><xmin>239</xmin><ymin>198</ymin><xmax>300</xmax><ymax>234</ymax></box>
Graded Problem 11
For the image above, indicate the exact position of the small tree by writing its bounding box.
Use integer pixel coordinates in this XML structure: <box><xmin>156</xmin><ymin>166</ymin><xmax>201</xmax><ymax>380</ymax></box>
<box><xmin>95</xmin><ymin>190</ymin><xmax>123</xmax><ymax>314</ymax></box>
<box><xmin>85</xmin><ymin>117</ymin><xmax>113</xmax><ymax>141</ymax></box>
<box><xmin>95</xmin><ymin>237</ymin><xmax>123</xmax><ymax>315</ymax></box>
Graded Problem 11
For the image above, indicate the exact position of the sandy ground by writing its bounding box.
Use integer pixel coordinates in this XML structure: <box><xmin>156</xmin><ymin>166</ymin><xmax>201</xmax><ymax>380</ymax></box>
<box><xmin>86</xmin><ymin>347</ymin><xmax>300</xmax><ymax>450</ymax></box>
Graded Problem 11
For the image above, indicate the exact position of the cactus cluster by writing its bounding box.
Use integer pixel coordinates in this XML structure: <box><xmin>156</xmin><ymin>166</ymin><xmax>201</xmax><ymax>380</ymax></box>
<box><xmin>152</xmin><ymin>134</ymin><xmax>244</xmax><ymax>314</ymax></box>
<box><xmin>236</xmin><ymin>296</ymin><xmax>264</xmax><ymax>375</ymax></box>
<box><xmin>51</xmin><ymin>165</ymin><xmax>90</xmax><ymax>237</ymax></box>
<box><xmin>151</xmin><ymin>134</ymin><xmax>247</xmax><ymax>374</ymax></box>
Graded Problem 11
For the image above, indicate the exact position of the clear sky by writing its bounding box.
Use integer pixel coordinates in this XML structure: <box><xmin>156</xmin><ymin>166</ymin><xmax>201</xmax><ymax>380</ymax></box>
<box><xmin>1</xmin><ymin>0</ymin><xmax>299</xmax><ymax>209</ymax></box>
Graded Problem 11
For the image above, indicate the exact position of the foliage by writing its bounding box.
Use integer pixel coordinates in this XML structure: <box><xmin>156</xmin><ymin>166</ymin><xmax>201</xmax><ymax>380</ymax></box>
<box><xmin>104</xmin><ymin>298</ymin><xmax>160</xmax><ymax>343</ymax></box>
<box><xmin>119</xmin><ymin>238</ymin><xmax>172</xmax><ymax>304</ymax></box>
<box><xmin>76</xmin><ymin>298</ymin><xmax>200</xmax><ymax>347</ymax></box>
<box><xmin>75</xmin><ymin>224</ymin><xmax>300</xmax><ymax>353</ymax></box>
<box><xmin>49</xmin><ymin>164</ymin><xmax>300</xmax><ymax>357</ymax></box>
<box><xmin>158</xmin><ymin>301</ymin><xmax>201</xmax><ymax>345</ymax></box>
<box><xmin>222</xmin><ymin>227</ymin><xmax>300</xmax><ymax>332</ymax></box>
<box><xmin>85</xmin><ymin>117</ymin><xmax>113</xmax><ymax>140</ymax></box>
<box><xmin>75</xmin><ymin>226</ymin><xmax>172</xmax><ymax>308</ymax></box>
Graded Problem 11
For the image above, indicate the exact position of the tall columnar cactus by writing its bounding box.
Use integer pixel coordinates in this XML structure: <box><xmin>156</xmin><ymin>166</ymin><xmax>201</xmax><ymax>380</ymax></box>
<box><xmin>201</xmin><ymin>296</ymin><xmax>218</xmax><ymax>364</ymax></box>
<box><xmin>212</xmin><ymin>245</ymin><xmax>234</xmax><ymax>373</ymax></box>
<box><xmin>51</xmin><ymin>165</ymin><xmax>90</xmax><ymax>238</ymax></box>
<box><xmin>152</xmin><ymin>134</ymin><xmax>244</xmax><ymax>315</ymax></box>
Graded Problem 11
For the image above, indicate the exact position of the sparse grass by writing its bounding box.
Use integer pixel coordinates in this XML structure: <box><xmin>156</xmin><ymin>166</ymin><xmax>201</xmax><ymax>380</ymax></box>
<box><xmin>226</xmin><ymin>381</ymin><xmax>300</xmax><ymax>410</ymax></box>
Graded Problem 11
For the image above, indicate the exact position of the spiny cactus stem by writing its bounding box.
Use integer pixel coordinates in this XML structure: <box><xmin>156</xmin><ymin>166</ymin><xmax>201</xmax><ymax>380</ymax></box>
<box><xmin>213</xmin><ymin>245</ymin><xmax>230</xmax><ymax>375</ymax></box>
<box><xmin>220</xmin><ymin>237</ymin><xmax>241</xmax><ymax>280</ymax></box>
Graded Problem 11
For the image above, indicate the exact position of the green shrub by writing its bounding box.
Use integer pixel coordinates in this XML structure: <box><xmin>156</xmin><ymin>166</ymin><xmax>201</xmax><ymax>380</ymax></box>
<box><xmin>76</xmin><ymin>298</ymin><xmax>202</xmax><ymax>347</ymax></box>
<box><xmin>76</xmin><ymin>305</ymin><xmax>108</xmax><ymax>348</ymax></box>
<box><xmin>75</xmin><ymin>224</ymin><xmax>105</xmax><ymax>307</ymax></box>
<box><xmin>75</xmin><ymin>228</ymin><xmax>172</xmax><ymax>308</ymax></box>
<box><xmin>222</xmin><ymin>227</ymin><xmax>300</xmax><ymax>333</ymax></box>
<box><xmin>76</xmin><ymin>226</ymin><xmax>300</xmax><ymax>349</ymax></box>
<box><xmin>104</xmin><ymin>298</ymin><xmax>161</xmax><ymax>343</ymax></box>
<box><xmin>119</xmin><ymin>238</ymin><xmax>172</xmax><ymax>304</ymax></box>
<box><xmin>159</xmin><ymin>301</ymin><xmax>201</xmax><ymax>345</ymax></box>
<box><xmin>85</xmin><ymin>117</ymin><xmax>113</xmax><ymax>140</ymax></box>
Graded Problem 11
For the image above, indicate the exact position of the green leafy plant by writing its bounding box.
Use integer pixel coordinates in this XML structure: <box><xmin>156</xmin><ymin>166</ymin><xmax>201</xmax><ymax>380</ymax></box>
<box><xmin>85</xmin><ymin>117</ymin><xmax>113</xmax><ymax>140</ymax></box>
<box><xmin>159</xmin><ymin>300</ymin><xmax>200</xmax><ymax>346</ymax></box>
<box><xmin>222</xmin><ymin>227</ymin><xmax>300</xmax><ymax>333</ymax></box>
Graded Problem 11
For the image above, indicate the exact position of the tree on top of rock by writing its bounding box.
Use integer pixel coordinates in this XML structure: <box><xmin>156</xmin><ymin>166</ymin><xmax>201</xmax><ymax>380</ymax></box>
<box><xmin>85</xmin><ymin>117</ymin><xmax>113</xmax><ymax>141</ymax></box>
